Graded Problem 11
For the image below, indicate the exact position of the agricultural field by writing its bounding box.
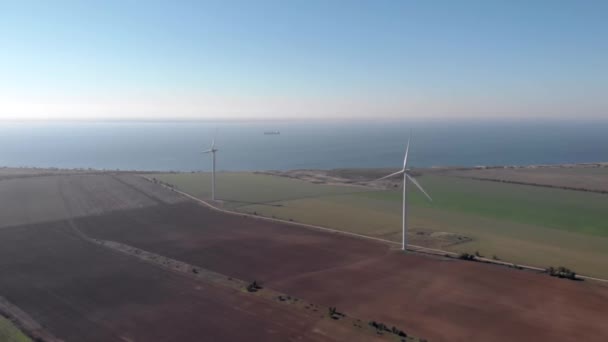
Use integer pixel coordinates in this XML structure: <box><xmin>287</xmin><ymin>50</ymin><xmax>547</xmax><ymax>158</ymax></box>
<box><xmin>0</xmin><ymin>173</ymin><xmax>184</xmax><ymax>228</ymax></box>
<box><xmin>0</xmin><ymin>221</ymin><xmax>377</xmax><ymax>342</ymax></box>
<box><xmin>153</xmin><ymin>171</ymin><xmax>608</xmax><ymax>278</ymax></box>
<box><xmin>2</xmin><ymin>170</ymin><xmax>608</xmax><ymax>341</ymax></box>
<box><xmin>152</xmin><ymin>172</ymin><xmax>369</xmax><ymax>209</ymax></box>
<box><xmin>439</xmin><ymin>164</ymin><xmax>608</xmax><ymax>192</ymax></box>
<box><xmin>0</xmin><ymin>172</ymin><xmax>390</xmax><ymax>342</ymax></box>
<box><xmin>0</xmin><ymin>167</ymin><xmax>82</xmax><ymax>177</ymax></box>
<box><xmin>0</xmin><ymin>317</ymin><xmax>31</xmax><ymax>342</ymax></box>
<box><xmin>78</xmin><ymin>201</ymin><xmax>608</xmax><ymax>342</ymax></box>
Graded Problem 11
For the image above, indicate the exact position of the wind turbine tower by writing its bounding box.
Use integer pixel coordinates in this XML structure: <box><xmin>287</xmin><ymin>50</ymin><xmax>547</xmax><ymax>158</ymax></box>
<box><xmin>374</xmin><ymin>134</ymin><xmax>433</xmax><ymax>251</ymax></box>
<box><xmin>202</xmin><ymin>131</ymin><xmax>219</xmax><ymax>201</ymax></box>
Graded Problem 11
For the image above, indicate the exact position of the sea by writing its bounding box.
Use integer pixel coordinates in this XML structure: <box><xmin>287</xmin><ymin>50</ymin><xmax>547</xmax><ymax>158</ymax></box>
<box><xmin>0</xmin><ymin>120</ymin><xmax>607</xmax><ymax>172</ymax></box>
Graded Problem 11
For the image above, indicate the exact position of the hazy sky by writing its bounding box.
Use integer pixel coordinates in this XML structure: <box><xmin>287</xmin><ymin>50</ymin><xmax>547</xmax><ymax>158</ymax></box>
<box><xmin>1</xmin><ymin>0</ymin><xmax>607</xmax><ymax>121</ymax></box>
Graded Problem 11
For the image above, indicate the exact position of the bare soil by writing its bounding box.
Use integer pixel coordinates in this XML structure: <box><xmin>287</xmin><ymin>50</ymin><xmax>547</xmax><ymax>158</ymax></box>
<box><xmin>0</xmin><ymin>221</ymin><xmax>377</xmax><ymax>342</ymax></box>
<box><xmin>0</xmin><ymin>174</ymin><xmax>184</xmax><ymax>228</ymax></box>
<box><xmin>94</xmin><ymin>239</ymin><xmax>407</xmax><ymax>341</ymax></box>
<box><xmin>79</xmin><ymin>202</ymin><xmax>608</xmax><ymax>342</ymax></box>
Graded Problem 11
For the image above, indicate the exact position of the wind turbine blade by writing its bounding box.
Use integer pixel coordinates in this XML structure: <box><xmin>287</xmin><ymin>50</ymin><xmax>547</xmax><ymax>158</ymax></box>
<box><xmin>211</xmin><ymin>128</ymin><xmax>218</xmax><ymax>149</ymax></box>
<box><xmin>406</xmin><ymin>174</ymin><xmax>432</xmax><ymax>201</ymax></box>
<box><xmin>201</xmin><ymin>149</ymin><xmax>212</xmax><ymax>154</ymax></box>
<box><xmin>372</xmin><ymin>170</ymin><xmax>405</xmax><ymax>182</ymax></box>
<box><xmin>403</xmin><ymin>133</ymin><xmax>411</xmax><ymax>169</ymax></box>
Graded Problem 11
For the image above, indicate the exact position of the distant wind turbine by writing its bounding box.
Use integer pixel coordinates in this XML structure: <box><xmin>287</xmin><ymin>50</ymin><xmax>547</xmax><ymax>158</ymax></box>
<box><xmin>202</xmin><ymin>130</ymin><xmax>219</xmax><ymax>201</ymax></box>
<box><xmin>374</xmin><ymin>134</ymin><xmax>432</xmax><ymax>251</ymax></box>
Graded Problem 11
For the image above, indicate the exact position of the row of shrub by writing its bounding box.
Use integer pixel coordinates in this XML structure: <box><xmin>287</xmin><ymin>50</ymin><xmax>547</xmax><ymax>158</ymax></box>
<box><xmin>319</xmin><ymin>305</ymin><xmax>429</xmax><ymax>341</ymax></box>
<box><xmin>328</xmin><ymin>307</ymin><xmax>345</xmax><ymax>320</ymax></box>
<box><xmin>547</xmin><ymin>266</ymin><xmax>578</xmax><ymax>280</ymax></box>
<box><xmin>458</xmin><ymin>252</ymin><xmax>580</xmax><ymax>281</ymax></box>
<box><xmin>246</xmin><ymin>280</ymin><xmax>263</xmax><ymax>292</ymax></box>
<box><xmin>458</xmin><ymin>250</ymin><xmax>484</xmax><ymax>260</ymax></box>
<box><xmin>368</xmin><ymin>320</ymin><xmax>407</xmax><ymax>338</ymax></box>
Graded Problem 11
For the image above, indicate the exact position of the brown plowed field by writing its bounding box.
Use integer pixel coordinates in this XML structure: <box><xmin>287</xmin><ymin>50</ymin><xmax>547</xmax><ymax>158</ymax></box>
<box><xmin>80</xmin><ymin>202</ymin><xmax>608</xmax><ymax>342</ymax></box>
<box><xmin>0</xmin><ymin>220</ymin><xmax>375</xmax><ymax>342</ymax></box>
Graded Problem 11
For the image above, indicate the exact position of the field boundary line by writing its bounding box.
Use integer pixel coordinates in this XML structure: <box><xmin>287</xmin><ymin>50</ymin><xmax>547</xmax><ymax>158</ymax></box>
<box><xmin>141</xmin><ymin>175</ymin><xmax>608</xmax><ymax>283</ymax></box>
<box><xmin>90</xmin><ymin>239</ymin><xmax>249</xmax><ymax>289</ymax></box>
<box><xmin>449</xmin><ymin>175</ymin><xmax>608</xmax><ymax>195</ymax></box>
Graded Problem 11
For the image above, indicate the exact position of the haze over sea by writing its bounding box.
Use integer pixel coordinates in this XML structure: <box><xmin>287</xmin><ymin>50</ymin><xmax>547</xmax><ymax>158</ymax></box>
<box><xmin>1</xmin><ymin>120</ymin><xmax>607</xmax><ymax>172</ymax></box>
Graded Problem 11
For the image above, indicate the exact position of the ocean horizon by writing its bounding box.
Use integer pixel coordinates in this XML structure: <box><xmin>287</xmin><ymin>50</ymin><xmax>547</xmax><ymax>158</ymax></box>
<box><xmin>1</xmin><ymin>119</ymin><xmax>607</xmax><ymax>172</ymax></box>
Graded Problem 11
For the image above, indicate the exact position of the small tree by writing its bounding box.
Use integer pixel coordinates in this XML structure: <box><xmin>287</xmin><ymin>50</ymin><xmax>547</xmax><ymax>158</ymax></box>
<box><xmin>246</xmin><ymin>280</ymin><xmax>263</xmax><ymax>292</ymax></box>
<box><xmin>459</xmin><ymin>253</ymin><xmax>476</xmax><ymax>261</ymax></box>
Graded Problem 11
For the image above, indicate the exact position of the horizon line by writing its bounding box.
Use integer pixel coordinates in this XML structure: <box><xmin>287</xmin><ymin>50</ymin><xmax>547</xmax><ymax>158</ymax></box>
<box><xmin>1</xmin><ymin>117</ymin><xmax>607</xmax><ymax>124</ymax></box>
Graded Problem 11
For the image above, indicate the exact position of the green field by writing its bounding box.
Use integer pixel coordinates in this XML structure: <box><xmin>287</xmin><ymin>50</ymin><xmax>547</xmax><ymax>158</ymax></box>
<box><xmin>153</xmin><ymin>172</ymin><xmax>608</xmax><ymax>278</ymax></box>
<box><xmin>0</xmin><ymin>317</ymin><xmax>31</xmax><ymax>342</ymax></box>
<box><xmin>151</xmin><ymin>172</ymin><xmax>370</xmax><ymax>208</ymax></box>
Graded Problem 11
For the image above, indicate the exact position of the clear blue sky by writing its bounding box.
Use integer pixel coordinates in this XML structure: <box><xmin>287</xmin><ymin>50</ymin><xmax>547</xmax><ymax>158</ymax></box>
<box><xmin>1</xmin><ymin>0</ymin><xmax>607</xmax><ymax>120</ymax></box>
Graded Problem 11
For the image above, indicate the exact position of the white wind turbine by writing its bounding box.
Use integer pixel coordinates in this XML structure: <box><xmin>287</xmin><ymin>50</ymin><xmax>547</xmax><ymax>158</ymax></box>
<box><xmin>374</xmin><ymin>135</ymin><xmax>433</xmax><ymax>251</ymax></box>
<box><xmin>202</xmin><ymin>130</ymin><xmax>219</xmax><ymax>201</ymax></box>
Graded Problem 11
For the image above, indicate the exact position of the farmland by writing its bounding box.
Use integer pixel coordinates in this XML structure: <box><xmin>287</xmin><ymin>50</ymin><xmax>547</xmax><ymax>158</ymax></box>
<box><xmin>0</xmin><ymin>172</ymin><xmax>394</xmax><ymax>342</ymax></box>
<box><xmin>1</xmin><ymin>169</ymin><xmax>608</xmax><ymax>341</ymax></box>
<box><xmin>0</xmin><ymin>220</ymin><xmax>380</xmax><ymax>341</ymax></box>
<box><xmin>151</xmin><ymin>172</ymin><xmax>369</xmax><ymax>209</ymax></box>
<box><xmin>78</xmin><ymin>201</ymin><xmax>608</xmax><ymax>342</ymax></box>
<box><xmin>0</xmin><ymin>173</ymin><xmax>185</xmax><ymax>228</ymax></box>
<box><xmin>153</xmin><ymin>171</ymin><xmax>608</xmax><ymax>278</ymax></box>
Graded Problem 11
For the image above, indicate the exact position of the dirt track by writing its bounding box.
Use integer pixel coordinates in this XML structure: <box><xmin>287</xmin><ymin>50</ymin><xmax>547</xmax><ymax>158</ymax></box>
<box><xmin>80</xmin><ymin>202</ymin><xmax>608</xmax><ymax>342</ymax></box>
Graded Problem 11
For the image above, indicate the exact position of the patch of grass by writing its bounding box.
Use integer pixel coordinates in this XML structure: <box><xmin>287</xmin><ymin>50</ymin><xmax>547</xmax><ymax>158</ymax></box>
<box><xmin>0</xmin><ymin>317</ymin><xmax>31</xmax><ymax>342</ymax></box>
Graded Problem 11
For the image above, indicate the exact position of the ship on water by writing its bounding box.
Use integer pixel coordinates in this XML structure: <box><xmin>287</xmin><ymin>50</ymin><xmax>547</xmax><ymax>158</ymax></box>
<box><xmin>264</xmin><ymin>131</ymin><xmax>280</xmax><ymax>135</ymax></box>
